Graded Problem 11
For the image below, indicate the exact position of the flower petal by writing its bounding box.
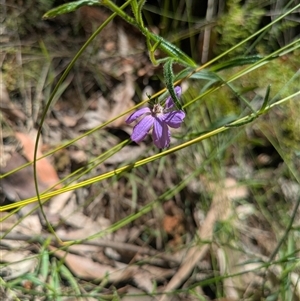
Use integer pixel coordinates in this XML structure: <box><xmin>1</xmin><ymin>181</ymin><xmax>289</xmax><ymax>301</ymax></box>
<box><xmin>126</xmin><ymin>107</ymin><xmax>151</xmax><ymax>124</ymax></box>
<box><xmin>165</xmin><ymin>86</ymin><xmax>182</xmax><ymax>109</ymax></box>
<box><xmin>152</xmin><ymin>117</ymin><xmax>170</xmax><ymax>148</ymax></box>
<box><xmin>131</xmin><ymin>115</ymin><xmax>154</xmax><ymax>143</ymax></box>
<box><xmin>164</xmin><ymin>110</ymin><xmax>185</xmax><ymax>128</ymax></box>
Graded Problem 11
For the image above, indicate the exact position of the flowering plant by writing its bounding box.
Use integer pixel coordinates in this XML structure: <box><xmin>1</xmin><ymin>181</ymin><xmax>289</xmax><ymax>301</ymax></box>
<box><xmin>126</xmin><ymin>86</ymin><xmax>185</xmax><ymax>149</ymax></box>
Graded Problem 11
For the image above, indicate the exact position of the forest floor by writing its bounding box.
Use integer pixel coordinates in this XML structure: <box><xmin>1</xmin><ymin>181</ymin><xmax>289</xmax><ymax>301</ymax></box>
<box><xmin>1</xmin><ymin>2</ymin><xmax>300</xmax><ymax>301</ymax></box>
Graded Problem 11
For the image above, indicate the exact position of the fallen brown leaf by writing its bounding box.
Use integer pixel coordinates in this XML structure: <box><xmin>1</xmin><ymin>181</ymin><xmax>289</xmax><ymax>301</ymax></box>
<box><xmin>15</xmin><ymin>132</ymin><xmax>61</xmax><ymax>189</ymax></box>
<box><xmin>0</xmin><ymin>132</ymin><xmax>61</xmax><ymax>214</ymax></box>
<box><xmin>0</xmin><ymin>250</ymin><xmax>37</xmax><ymax>281</ymax></box>
<box><xmin>49</xmin><ymin>246</ymin><xmax>125</xmax><ymax>282</ymax></box>
<box><xmin>0</xmin><ymin>152</ymin><xmax>49</xmax><ymax>201</ymax></box>
<box><xmin>159</xmin><ymin>178</ymin><xmax>247</xmax><ymax>301</ymax></box>
<box><xmin>109</xmin><ymin>74</ymin><xmax>135</xmax><ymax>127</ymax></box>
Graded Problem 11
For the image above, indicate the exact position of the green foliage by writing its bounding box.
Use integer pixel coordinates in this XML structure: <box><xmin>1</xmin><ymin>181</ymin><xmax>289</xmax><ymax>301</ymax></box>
<box><xmin>215</xmin><ymin>0</ymin><xmax>265</xmax><ymax>56</ymax></box>
<box><xmin>43</xmin><ymin>0</ymin><xmax>101</xmax><ymax>19</ymax></box>
<box><xmin>1</xmin><ymin>0</ymin><xmax>300</xmax><ymax>300</ymax></box>
<box><xmin>163</xmin><ymin>59</ymin><xmax>183</xmax><ymax>109</ymax></box>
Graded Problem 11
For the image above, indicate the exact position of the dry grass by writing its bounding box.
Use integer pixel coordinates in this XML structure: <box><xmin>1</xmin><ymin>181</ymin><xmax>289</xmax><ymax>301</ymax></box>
<box><xmin>1</xmin><ymin>1</ymin><xmax>300</xmax><ymax>300</ymax></box>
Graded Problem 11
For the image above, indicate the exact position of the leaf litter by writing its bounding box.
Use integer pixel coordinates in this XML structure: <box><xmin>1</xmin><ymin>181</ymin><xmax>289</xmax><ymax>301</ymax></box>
<box><xmin>1</xmin><ymin>2</ymin><xmax>300</xmax><ymax>301</ymax></box>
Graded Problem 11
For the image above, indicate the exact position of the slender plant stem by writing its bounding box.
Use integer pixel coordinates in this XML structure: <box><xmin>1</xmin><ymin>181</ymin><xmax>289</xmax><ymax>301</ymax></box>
<box><xmin>2</xmin><ymin>89</ymin><xmax>299</xmax><ymax>213</ymax></box>
<box><xmin>32</xmin><ymin>0</ymin><xmax>134</xmax><ymax>244</ymax></box>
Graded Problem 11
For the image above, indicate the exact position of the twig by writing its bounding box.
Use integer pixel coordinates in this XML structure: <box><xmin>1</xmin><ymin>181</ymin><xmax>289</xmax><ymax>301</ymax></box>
<box><xmin>0</xmin><ymin>232</ymin><xmax>180</xmax><ymax>264</ymax></box>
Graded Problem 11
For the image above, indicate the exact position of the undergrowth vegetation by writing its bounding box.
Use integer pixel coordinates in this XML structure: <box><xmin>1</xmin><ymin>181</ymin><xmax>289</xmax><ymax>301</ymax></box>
<box><xmin>1</xmin><ymin>0</ymin><xmax>300</xmax><ymax>300</ymax></box>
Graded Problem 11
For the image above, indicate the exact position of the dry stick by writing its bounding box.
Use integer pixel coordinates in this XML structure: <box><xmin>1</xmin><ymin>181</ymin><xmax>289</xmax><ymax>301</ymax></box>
<box><xmin>0</xmin><ymin>232</ymin><xmax>179</xmax><ymax>265</ymax></box>
<box><xmin>160</xmin><ymin>189</ymin><xmax>300</xmax><ymax>300</ymax></box>
<box><xmin>159</xmin><ymin>186</ymin><xmax>232</xmax><ymax>301</ymax></box>
<box><xmin>201</xmin><ymin>0</ymin><xmax>215</xmax><ymax>64</ymax></box>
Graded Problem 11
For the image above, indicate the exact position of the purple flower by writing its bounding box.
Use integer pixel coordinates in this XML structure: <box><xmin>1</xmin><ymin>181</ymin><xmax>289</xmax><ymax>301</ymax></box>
<box><xmin>126</xmin><ymin>86</ymin><xmax>185</xmax><ymax>148</ymax></box>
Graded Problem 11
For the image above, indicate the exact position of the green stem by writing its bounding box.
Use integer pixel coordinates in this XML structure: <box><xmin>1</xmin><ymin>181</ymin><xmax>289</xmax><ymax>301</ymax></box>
<box><xmin>33</xmin><ymin>0</ymin><xmax>134</xmax><ymax>243</ymax></box>
<box><xmin>102</xmin><ymin>0</ymin><xmax>197</xmax><ymax>67</ymax></box>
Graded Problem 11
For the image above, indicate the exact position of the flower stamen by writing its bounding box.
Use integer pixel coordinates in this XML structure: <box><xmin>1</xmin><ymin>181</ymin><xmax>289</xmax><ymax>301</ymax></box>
<box><xmin>152</xmin><ymin>104</ymin><xmax>164</xmax><ymax>115</ymax></box>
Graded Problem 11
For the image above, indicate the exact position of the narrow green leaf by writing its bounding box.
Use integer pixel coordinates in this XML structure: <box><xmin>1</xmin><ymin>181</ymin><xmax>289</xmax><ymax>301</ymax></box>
<box><xmin>130</xmin><ymin>0</ymin><xmax>138</xmax><ymax>21</ymax></box>
<box><xmin>50</xmin><ymin>259</ymin><xmax>62</xmax><ymax>301</ymax></box>
<box><xmin>40</xmin><ymin>249</ymin><xmax>50</xmax><ymax>281</ymax></box>
<box><xmin>199</xmin><ymin>79</ymin><xmax>222</xmax><ymax>94</ymax></box>
<box><xmin>163</xmin><ymin>59</ymin><xmax>182</xmax><ymax>110</ymax></box>
<box><xmin>137</xmin><ymin>0</ymin><xmax>146</xmax><ymax>26</ymax></box>
<box><xmin>138</xmin><ymin>0</ymin><xmax>146</xmax><ymax>14</ymax></box>
<box><xmin>43</xmin><ymin>0</ymin><xmax>101</xmax><ymax>19</ymax></box>
<box><xmin>260</xmin><ymin>85</ymin><xmax>271</xmax><ymax>112</ymax></box>
<box><xmin>174</xmin><ymin>68</ymin><xmax>193</xmax><ymax>81</ymax></box>
<box><xmin>151</xmin><ymin>33</ymin><xmax>197</xmax><ymax>67</ymax></box>
<box><xmin>210</xmin><ymin>55</ymin><xmax>264</xmax><ymax>72</ymax></box>
<box><xmin>60</xmin><ymin>265</ymin><xmax>81</xmax><ymax>294</ymax></box>
<box><xmin>190</xmin><ymin>69</ymin><xmax>220</xmax><ymax>81</ymax></box>
<box><xmin>23</xmin><ymin>274</ymin><xmax>54</xmax><ymax>291</ymax></box>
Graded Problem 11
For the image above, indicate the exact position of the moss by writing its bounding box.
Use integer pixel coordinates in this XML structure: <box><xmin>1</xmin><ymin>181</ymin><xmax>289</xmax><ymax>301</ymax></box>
<box><xmin>279</xmin><ymin>100</ymin><xmax>300</xmax><ymax>154</ymax></box>
<box><xmin>2</xmin><ymin>60</ymin><xmax>18</xmax><ymax>92</ymax></box>
<box><xmin>215</xmin><ymin>0</ymin><xmax>265</xmax><ymax>57</ymax></box>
